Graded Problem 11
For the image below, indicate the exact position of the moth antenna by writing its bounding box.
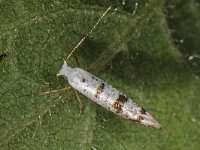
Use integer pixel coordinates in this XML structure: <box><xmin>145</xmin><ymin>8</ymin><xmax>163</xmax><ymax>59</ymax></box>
<box><xmin>65</xmin><ymin>6</ymin><xmax>112</xmax><ymax>61</ymax></box>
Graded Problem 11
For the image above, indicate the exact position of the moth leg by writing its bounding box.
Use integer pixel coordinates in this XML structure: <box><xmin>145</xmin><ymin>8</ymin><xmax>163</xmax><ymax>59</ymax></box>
<box><xmin>74</xmin><ymin>89</ymin><xmax>84</xmax><ymax>118</ymax></box>
<box><xmin>38</xmin><ymin>86</ymin><xmax>71</xmax><ymax>95</ymax></box>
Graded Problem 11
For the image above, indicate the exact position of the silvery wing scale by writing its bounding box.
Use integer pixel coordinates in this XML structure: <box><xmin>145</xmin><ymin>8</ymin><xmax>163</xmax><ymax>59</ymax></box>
<box><xmin>57</xmin><ymin>61</ymin><xmax>162</xmax><ymax>129</ymax></box>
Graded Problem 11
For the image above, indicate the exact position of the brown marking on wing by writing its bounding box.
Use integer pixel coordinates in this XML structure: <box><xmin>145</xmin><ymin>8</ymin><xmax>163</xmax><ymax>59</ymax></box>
<box><xmin>117</xmin><ymin>94</ymin><xmax>128</xmax><ymax>104</ymax></box>
<box><xmin>140</xmin><ymin>107</ymin><xmax>146</xmax><ymax>114</ymax></box>
<box><xmin>112</xmin><ymin>94</ymin><xmax>128</xmax><ymax>113</ymax></box>
<box><xmin>81</xmin><ymin>77</ymin><xmax>86</xmax><ymax>82</ymax></box>
<box><xmin>94</xmin><ymin>83</ymin><xmax>105</xmax><ymax>98</ymax></box>
<box><xmin>112</xmin><ymin>101</ymin><xmax>123</xmax><ymax>113</ymax></box>
<box><xmin>135</xmin><ymin>116</ymin><xmax>144</xmax><ymax>123</ymax></box>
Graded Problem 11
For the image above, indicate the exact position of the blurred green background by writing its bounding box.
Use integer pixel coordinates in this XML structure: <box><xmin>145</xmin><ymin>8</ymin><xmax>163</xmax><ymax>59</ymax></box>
<box><xmin>0</xmin><ymin>0</ymin><xmax>200</xmax><ymax>149</ymax></box>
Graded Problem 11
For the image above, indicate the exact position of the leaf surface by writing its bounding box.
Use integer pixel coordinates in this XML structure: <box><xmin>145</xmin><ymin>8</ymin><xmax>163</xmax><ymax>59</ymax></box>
<box><xmin>0</xmin><ymin>0</ymin><xmax>200</xmax><ymax>149</ymax></box>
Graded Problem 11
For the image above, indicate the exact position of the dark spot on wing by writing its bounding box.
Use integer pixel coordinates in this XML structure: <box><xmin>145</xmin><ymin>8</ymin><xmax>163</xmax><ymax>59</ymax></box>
<box><xmin>135</xmin><ymin>116</ymin><xmax>143</xmax><ymax>123</ymax></box>
<box><xmin>140</xmin><ymin>107</ymin><xmax>146</xmax><ymax>114</ymax></box>
<box><xmin>112</xmin><ymin>94</ymin><xmax>128</xmax><ymax>113</ymax></box>
<box><xmin>81</xmin><ymin>78</ymin><xmax>86</xmax><ymax>82</ymax></box>
<box><xmin>95</xmin><ymin>83</ymin><xmax>105</xmax><ymax>98</ymax></box>
<box><xmin>112</xmin><ymin>101</ymin><xmax>123</xmax><ymax>113</ymax></box>
<box><xmin>117</xmin><ymin>94</ymin><xmax>128</xmax><ymax>104</ymax></box>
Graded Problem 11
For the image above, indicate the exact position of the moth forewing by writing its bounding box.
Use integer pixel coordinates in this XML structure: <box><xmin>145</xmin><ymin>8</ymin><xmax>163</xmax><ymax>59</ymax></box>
<box><xmin>57</xmin><ymin>61</ymin><xmax>162</xmax><ymax>129</ymax></box>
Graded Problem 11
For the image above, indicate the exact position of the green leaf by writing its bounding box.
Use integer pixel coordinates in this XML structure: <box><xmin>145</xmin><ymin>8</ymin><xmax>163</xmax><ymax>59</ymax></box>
<box><xmin>0</xmin><ymin>0</ymin><xmax>200</xmax><ymax>149</ymax></box>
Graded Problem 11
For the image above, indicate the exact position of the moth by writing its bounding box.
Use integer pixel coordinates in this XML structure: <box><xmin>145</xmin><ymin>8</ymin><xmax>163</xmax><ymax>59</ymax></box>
<box><xmin>43</xmin><ymin>6</ymin><xmax>162</xmax><ymax>129</ymax></box>
<box><xmin>57</xmin><ymin>61</ymin><xmax>162</xmax><ymax>129</ymax></box>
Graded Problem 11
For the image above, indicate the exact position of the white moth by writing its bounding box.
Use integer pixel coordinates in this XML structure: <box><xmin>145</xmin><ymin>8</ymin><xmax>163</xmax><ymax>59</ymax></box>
<box><xmin>57</xmin><ymin>61</ymin><xmax>162</xmax><ymax>129</ymax></box>
<box><xmin>41</xmin><ymin>6</ymin><xmax>162</xmax><ymax>130</ymax></box>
